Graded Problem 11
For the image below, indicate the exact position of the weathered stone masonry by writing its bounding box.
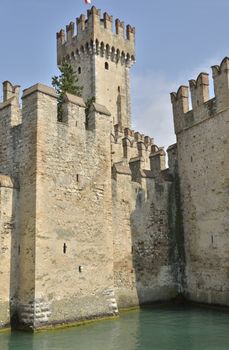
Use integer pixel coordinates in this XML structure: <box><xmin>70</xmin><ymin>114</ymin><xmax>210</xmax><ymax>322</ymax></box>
<box><xmin>0</xmin><ymin>6</ymin><xmax>228</xmax><ymax>331</ymax></box>
<box><xmin>171</xmin><ymin>60</ymin><xmax>229</xmax><ymax>305</ymax></box>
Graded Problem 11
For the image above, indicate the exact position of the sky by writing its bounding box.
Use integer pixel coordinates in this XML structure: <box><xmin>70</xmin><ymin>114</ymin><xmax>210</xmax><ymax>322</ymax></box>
<box><xmin>1</xmin><ymin>0</ymin><xmax>229</xmax><ymax>149</ymax></box>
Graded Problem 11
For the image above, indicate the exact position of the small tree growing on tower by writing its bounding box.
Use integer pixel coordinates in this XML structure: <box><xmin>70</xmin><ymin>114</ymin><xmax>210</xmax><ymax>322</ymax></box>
<box><xmin>52</xmin><ymin>63</ymin><xmax>83</xmax><ymax>121</ymax></box>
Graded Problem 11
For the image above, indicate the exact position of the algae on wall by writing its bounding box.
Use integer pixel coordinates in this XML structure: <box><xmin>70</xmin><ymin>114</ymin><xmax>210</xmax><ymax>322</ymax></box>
<box><xmin>168</xmin><ymin>170</ymin><xmax>186</xmax><ymax>295</ymax></box>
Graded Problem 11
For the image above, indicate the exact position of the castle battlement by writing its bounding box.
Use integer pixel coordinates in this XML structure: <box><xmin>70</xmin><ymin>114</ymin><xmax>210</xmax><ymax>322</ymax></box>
<box><xmin>110</xmin><ymin>122</ymin><xmax>167</xmax><ymax>183</ymax></box>
<box><xmin>0</xmin><ymin>81</ymin><xmax>114</xmax><ymax>186</ymax></box>
<box><xmin>171</xmin><ymin>57</ymin><xmax>229</xmax><ymax>134</ymax></box>
<box><xmin>111</xmin><ymin>123</ymin><xmax>154</xmax><ymax>165</ymax></box>
<box><xmin>57</xmin><ymin>6</ymin><xmax>135</xmax><ymax>67</ymax></box>
<box><xmin>56</xmin><ymin>6</ymin><xmax>135</xmax><ymax>130</ymax></box>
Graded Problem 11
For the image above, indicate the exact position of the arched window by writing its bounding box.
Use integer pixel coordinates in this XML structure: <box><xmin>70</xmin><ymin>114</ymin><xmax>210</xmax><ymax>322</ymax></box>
<box><xmin>105</xmin><ymin>62</ymin><xmax>109</xmax><ymax>70</ymax></box>
<box><xmin>78</xmin><ymin>67</ymin><xmax>81</xmax><ymax>74</ymax></box>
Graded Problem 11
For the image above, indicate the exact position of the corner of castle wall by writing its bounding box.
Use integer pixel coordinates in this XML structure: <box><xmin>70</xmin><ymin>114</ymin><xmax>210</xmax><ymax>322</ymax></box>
<box><xmin>170</xmin><ymin>86</ymin><xmax>189</xmax><ymax>134</ymax></box>
<box><xmin>62</xmin><ymin>93</ymin><xmax>86</xmax><ymax>128</ymax></box>
<box><xmin>149</xmin><ymin>147</ymin><xmax>166</xmax><ymax>177</ymax></box>
<box><xmin>211</xmin><ymin>56</ymin><xmax>229</xmax><ymax>111</ymax></box>
<box><xmin>167</xmin><ymin>143</ymin><xmax>178</xmax><ymax>175</ymax></box>
<box><xmin>87</xmin><ymin>102</ymin><xmax>112</xmax><ymax>132</ymax></box>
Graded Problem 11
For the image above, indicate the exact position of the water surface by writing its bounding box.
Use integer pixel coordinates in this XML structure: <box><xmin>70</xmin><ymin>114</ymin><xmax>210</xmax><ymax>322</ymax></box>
<box><xmin>1</xmin><ymin>306</ymin><xmax>229</xmax><ymax>350</ymax></box>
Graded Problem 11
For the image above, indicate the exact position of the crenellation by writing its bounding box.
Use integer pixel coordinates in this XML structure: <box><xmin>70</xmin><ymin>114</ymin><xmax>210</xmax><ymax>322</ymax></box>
<box><xmin>137</xmin><ymin>141</ymin><xmax>146</xmax><ymax>157</ymax></box>
<box><xmin>212</xmin><ymin>57</ymin><xmax>229</xmax><ymax>111</ymax></box>
<box><xmin>66</xmin><ymin>22</ymin><xmax>75</xmax><ymax>41</ymax></box>
<box><xmin>62</xmin><ymin>92</ymin><xmax>86</xmax><ymax>128</ymax></box>
<box><xmin>189</xmin><ymin>72</ymin><xmax>209</xmax><ymax>110</ymax></box>
<box><xmin>111</xmin><ymin>122</ymin><xmax>156</xmax><ymax>169</ymax></box>
<box><xmin>124</xmin><ymin>127</ymin><xmax>134</xmax><ymax>137</ymax></box>
<box><xmin>129</xmin><ymin>156</ymin><xmax>145</xmax><ymax>183</ymax></box>
<box><xmin>56</xmin><ymin>29</ymin><xmax>65</xmax><ymax>47</ymax></box>
<box><xmin>170</xmin><ymin>85</ymin><xmax>189</xmax><ymax>134</ymax></box>
<box><xmin>3</xmin><ymin>81</ymin><xmax>20</xmax><ymax>102</ymax></box>
<box><xmin>87</xmin><ymin>6</ymin><xmax>101</xmax><ymax>32</ymax></box>
<box><xmin>144</xmin><ymin>135</ymin><xmax>154</xmax><ymax>146</ymax></box>
<box><xmin>149</xmin><ymin>148</ymin><xmax>166</xmax><ymax>176</ymax></box>
<box><xmin>103</xmin><ymin>12</ymin><xmax>113</xmax><ymax>31</ymax></box>
<box><xmin>87</xmin><ymin>6</ymin><xmax>101</xmax><ymax>19</ymax></box>
<box><xmin>76</xmin><ymin>14</ymin><xmax>86</xmax><ymax>34</ymax></box>
<box><xmin>57</xmin><ymin>7</ymin><xmax>135</xmax><ymax>64</ymax></box>
<box><xmin>167</xmin><ymin>143</ymin><xmax>178</xmax><ymax>175</ymax></box>
<box><xmin>126</xmin><ymin>25</ymin><xmax>135</xmax><ymax>41</ymax></box>
<box><xmin>171</xmin><ymin>57</ymin><xmax>229</xmax><ymax>135</ymax></box>
<box><xmin>115</xmin><ymin>19</ymin><xmax>125</xmax><ymax>37</ymax></box>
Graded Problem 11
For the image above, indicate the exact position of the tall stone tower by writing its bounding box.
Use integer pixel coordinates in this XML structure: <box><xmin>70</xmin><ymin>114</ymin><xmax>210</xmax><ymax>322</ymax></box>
<box><xmin>56</xmin><ymin>6</ymin><xmax>135</xmax><ymax>129</ymax></box>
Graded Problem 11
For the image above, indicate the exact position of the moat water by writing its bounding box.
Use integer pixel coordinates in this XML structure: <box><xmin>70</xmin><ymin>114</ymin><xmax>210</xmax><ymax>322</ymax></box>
<box><xmin>1</xmin><ymin>305</ymin><xmax>229</xmax><ymax>350</ymax></box>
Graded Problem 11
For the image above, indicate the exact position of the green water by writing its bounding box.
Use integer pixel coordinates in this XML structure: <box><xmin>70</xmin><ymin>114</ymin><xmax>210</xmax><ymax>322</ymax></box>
<box><xmin>1</xmin><ymin>306</ymin><xmax>229</xmax><ymax>350</ymax></box>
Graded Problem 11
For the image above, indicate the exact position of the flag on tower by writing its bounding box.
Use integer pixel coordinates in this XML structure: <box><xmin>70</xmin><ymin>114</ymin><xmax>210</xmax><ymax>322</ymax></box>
<box><xmin>85</xmin><ymin>0</ymin><xmax>91</xmax><ymax>4</ymax></box>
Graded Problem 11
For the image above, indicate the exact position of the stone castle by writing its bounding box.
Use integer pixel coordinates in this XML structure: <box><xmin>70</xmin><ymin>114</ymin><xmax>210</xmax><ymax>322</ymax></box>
<box><xmin>0</xmin><ymin>6</ymin><xmax>228</xmax><ymax>331</ymax></box>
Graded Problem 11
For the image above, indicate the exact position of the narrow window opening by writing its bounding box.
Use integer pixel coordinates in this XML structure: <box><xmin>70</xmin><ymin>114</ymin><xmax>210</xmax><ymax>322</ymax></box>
<box><xmin>118</xmin><ymin>86</ymin><xmax>121</xmax><ymax>93</ymax></box>
<box><xmin>191</xmin><ymin>156</ymin><xmax>193</xmax><ymax>162</ymax></box>
<box><xmin>105</xmin><ymin>62</ymin><xmax>109</xmax><ymax>70</ymax></box>
<box><xmin>18</xmin><ymin>245</ymin><xmax>20</xmax><ymax>255</ymax></box>
<box><xmin>79</xmin><ymin>266</ymin><xmax>82</xmax><ymax>273</ymax></box>
<box><xmin>76</xmin><ymin>174</ymin><xmax>79</xmax><ymax>182</ymax></box>
<box><xmin>63</xmin><ymin>243</ymin><xmax>67</xmax><ymax>254</ymax></box>
<box><xmin>78</xmin><ymin>67</ymin><xmax>81</xmax><ymax>74</ymax></box>
<box><xmin>211</xmin><ymin>235</ymin><xmax>214</xmax><ymax>245</ymax></box>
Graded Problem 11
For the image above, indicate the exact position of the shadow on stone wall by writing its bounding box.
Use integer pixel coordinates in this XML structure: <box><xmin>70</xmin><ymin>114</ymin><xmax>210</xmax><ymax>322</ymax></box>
<box><xmin>10</xmin><ymin>186</ymin><xmax>20</xmax><ymax>329</ymax></box>
<box><xmin>129</xmin><ymin>172</ymin><xmax>185</xmax><ymax>306</ymax></box>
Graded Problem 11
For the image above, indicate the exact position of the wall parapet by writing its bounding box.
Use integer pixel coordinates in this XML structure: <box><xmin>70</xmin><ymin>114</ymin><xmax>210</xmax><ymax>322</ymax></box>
<box><xmin>57</xmin><ymin>6</ymin><xmax>135</xmax><ymax>67</ymax></box>
<box><xmin>64</xmin><ymin>92</ymin><xmax>85</xmax><ymax>107</ymax></box>
<box><xmin>22</xmin><ymin>84</ymin><xmax>57</xmax><ymax>99</ymax></box>
<box><xmin>91</xmin><ymin>102</ymin><xmax>111</xmax><ymax>116</ymax></box>
<box><xmin>171</xmin><ymin>57</ymin><xmax>229</xmax><ymax>134</ymax></box>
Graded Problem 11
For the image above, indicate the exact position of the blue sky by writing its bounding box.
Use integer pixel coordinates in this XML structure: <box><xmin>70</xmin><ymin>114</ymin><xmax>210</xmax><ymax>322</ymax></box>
<box><xmin>1</xmin><ymin>0</ymin><xmax>229</xmax><ymax>148</ymax></box>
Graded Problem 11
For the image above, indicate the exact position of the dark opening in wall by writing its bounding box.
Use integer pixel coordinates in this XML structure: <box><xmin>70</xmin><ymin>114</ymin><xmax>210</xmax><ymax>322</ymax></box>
<box><xmin>105</xmin><ymin>62</ymin><xmax>109</xmax><ymax>70</ymax></box>
<box><xmin>63</xmin><ymin>243</ymin><xmax>67</xmax><ymax>254</ymax></box>
<box><xmin>118</xmin><ymin>86</ymin><xmax>121</xmax><ymax>93</ymax></box>
<box><xmin>76</xmin><ymin>174</ymin><xmax>79</xmax><ymax>182</ymax></box>
<box><xmin>78</xmin><ymin>67</ymin><xmax>81</xmax><ymax>74</ymax></box>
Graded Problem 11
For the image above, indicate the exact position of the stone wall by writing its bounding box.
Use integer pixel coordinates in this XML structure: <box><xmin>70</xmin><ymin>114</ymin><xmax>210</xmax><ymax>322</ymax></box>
<box><xmin>0</xmin><ymin>77</ymin><xmax>179</xmax><ymax>331</ymax></box>
<box><xmin>0</xmin><ymin>83</ymin><xmax>21</xmax><ymax>329</ymax></box>
<box><xmin>171</xmin><ymin>58</ymin><xmax>229</xmax><ymax>305</ymax></box>
<box><xmin>15</xmin><ymin>85</ymin><xmax>117</xmax><ymax>330</ymax></box>
<box><xmin>1</xmin><ymin>6</ymin><xmax>228</xmax><ymax>333</ymax></box>
<box><xmin>112</xmin><ymin>155</ymin><xmax>178</xmax><ymax>308</ymax></box>
<box><xmin>0</xmin><ymin>176</ymin><xmax>19</xmax><ymax>329</ymax></box>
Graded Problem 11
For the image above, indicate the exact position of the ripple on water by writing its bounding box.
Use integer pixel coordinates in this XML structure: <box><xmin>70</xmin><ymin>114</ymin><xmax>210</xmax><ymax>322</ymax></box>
<box><xmin>0</xmin><ymin>306</ymin><xmax>229</xmax><ymax>350</ymax></box>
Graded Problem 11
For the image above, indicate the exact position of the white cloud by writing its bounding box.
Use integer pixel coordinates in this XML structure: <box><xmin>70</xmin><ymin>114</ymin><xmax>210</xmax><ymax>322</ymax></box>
<box><xmin>131</xmin><ymin>72</ymin><xmax>176</xmax><ymax>151</ymax></box>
